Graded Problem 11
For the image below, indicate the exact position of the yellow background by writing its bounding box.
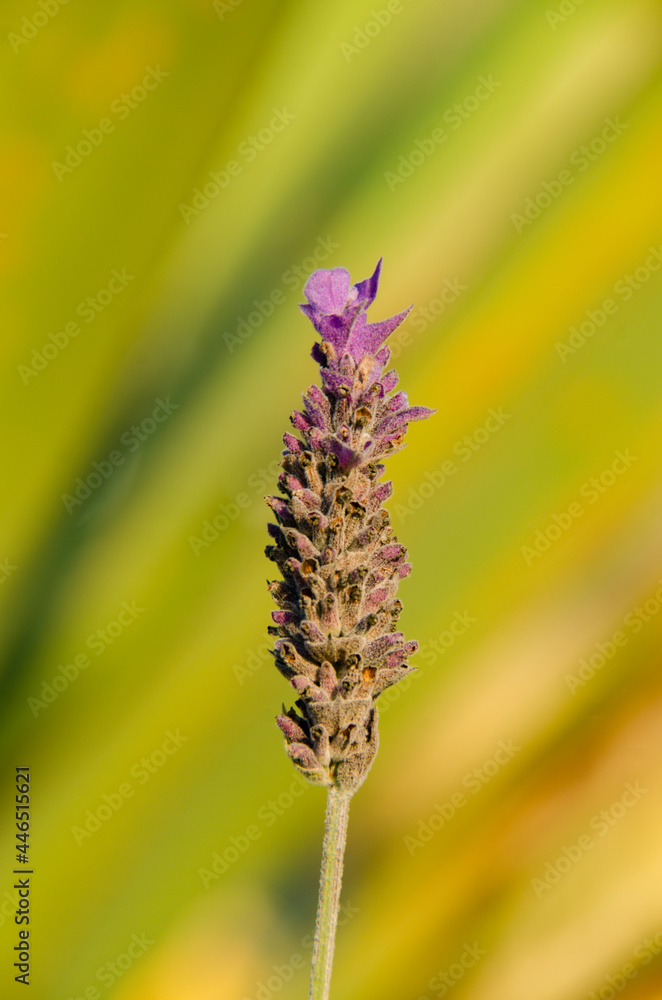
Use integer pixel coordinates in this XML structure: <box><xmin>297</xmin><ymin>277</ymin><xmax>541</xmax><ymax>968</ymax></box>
<box><xmin>1</xmin><ymin>1</ymin><xmax>662</xmax><ymax>998</ymax></box>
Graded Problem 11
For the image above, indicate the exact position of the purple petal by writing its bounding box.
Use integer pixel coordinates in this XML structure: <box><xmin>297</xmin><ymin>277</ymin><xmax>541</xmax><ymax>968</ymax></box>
<box><xmin>308</xmin><ymin>384</ymin><xmax>329</xmax><ymax>408</ymax></box>
<box><xmin>320</xmin><ymin>369</ymin><xmax>352</xmax><ymax>395</ymax></box>
<box><xmin>291</xmin><ymin>676</ymin><xmax>326</xmax><ymax>701</ymax></box>
<box><xmin>327</xmin><ymin>437</ymin><xmax>361</xmax><ymax>470</ymax></box>
<box><xmin>375</xmin><ymin>411</ymin><xmax>407</xmax><ymax>437</ymax></box>
<box><xmin>303</xmin><ymin>393</ymin><xmax>330</xmax><ymax>431</ymax></box>
<box><xmin>381</xmin><ymin>370</ymin><xmax>399</xmax><ymax>393</ymax></box>
<box><xmin>292</xmin><ymin>488</ymin><xmax>321</xmax><ymax>511</ymax></box>
<box><xmin>375</xmin><ymin>406</ymin><xmax>435</xmax><ymax>436</ymax></box>
<box><xmin>300</xmin><ymin>305</ymin><xmax>363</xmax><ymax>354</ymax></box>
<box><xmin>317</xmin><ymin>662</ymin><xmax>337</xmax><ymax>696</ymax></box>
<box><xmin>265</xmin><ymin>496</ymin><xmax>292</xmax><ymax>521</ymax></box>
<box><xmin>284</xmin><ymin>528</ymin><xmax>320</xmax><ymax>559</ymax></box>
<box><xmin>352</xmin><ymin>259</ymin><xmax>382</xmax><ymax>311</ymax></box>
<box><xmin>386</xmin><ymin>391</ymin><xmax>408</xmax><ymax>411</ymax></box>
<box><xmin>271</xmin><ymin>609</ymin><xmax>298</xmax><ymax>624</ymax></box>
<box><xmin>364</xmin><ymin>586</ymin><xmax>390</xmax><ymax>613</ymax></box>
<box><xmin>300</xmin><ymin>619</ymin><xmax>326</xmax><ymax>643</ymax></box>
<box><xmin>280</xmin><ymin>472</ymin><xmax>304</xmax><ymax>492</ymax></box>
<box><xmin>303</xmin><ymin>385</ymin><xmax>331</xmax><ymax>431</ymax></box>
<box><xmin>371</xmin><ymin>482</ymin><xmax>393</xmax><ymax>504</ymax></box>
<box><xmin>386</xmin><ymin>640</ymin><xmax>418</xmax><ymax>668</ymax></box>
<box><xmin>282</xmin><ymin>432</ymin><xmax>302</xmax><ymax>453</ymax></box>
<box><xmin>363</xmin><ymin>633</ymin><xmax>405</xmax><ymax>664</ymax></box>
<box><xmin>303</xmin><ymin>267</ymin><xmax>352</xmax><ymax>314</ymax></box>
<box><xmin>346</xmin><ymin>308</ymin><xmax>411</xmax><ymax>363</ymax></box>
<box><xmin>401</xmin><ymin>405</ymin><xmax>437</xmax><ymax>422</ymax></box>
<box><xmin>291</xmin><ymin>410</ymin><xmax>311</xmax><ymax>432</ymax></box>
<box><xmin>381</xmin><ymin>543</ymin><xmax>405</xmax><ymax>561</ymax></box>
<box><xmin>276</xmin><ymin>715</ymin><xmax>307</xmax><ymax>741</ymax></box>
<box><xmin>286</xmin><ymin>743</ymin><xmax>320</xmax><ymax>770</ymax></box>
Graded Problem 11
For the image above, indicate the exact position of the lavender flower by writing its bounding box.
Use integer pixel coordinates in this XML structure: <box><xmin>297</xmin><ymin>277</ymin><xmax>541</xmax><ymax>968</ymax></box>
<box><xmin>266</xmin><ymin>260</ymin><xmax>434</xmax><ymax>794</ymax></box>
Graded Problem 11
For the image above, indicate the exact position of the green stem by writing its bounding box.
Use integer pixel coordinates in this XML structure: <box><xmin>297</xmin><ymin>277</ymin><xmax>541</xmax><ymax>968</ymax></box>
<box><xmin>308</xmin><ymin>786</ymin><xmax>352</xmax><ymax>1000</ymax></box>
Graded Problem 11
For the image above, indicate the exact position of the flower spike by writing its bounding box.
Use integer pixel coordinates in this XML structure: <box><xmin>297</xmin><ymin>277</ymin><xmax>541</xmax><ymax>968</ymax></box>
<box><xmin>267</xmin><ymin>260</ymin><xmax>435</xmax><ymax>793</ymax></box>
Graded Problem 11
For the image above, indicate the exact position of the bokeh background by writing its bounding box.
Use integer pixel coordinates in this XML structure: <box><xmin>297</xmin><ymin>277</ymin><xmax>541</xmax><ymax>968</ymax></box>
<box><xmin>2</xmin><ymin>1</ymin><xmax>662</xmax><ymax>998</ymax></box>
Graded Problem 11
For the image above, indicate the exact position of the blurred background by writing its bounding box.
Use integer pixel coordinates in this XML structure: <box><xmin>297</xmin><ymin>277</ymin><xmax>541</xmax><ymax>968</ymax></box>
<box><xmin>1</xmin><ymin>1</ymin><xmax>662</xmax><ymax>998</ymax></box>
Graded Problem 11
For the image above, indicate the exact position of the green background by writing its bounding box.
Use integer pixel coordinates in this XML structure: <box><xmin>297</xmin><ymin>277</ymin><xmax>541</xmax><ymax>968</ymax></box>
<box><xmin>1</xmin><ymin>1</ymin><xmax>662</xmax><ymax>998</ymax></box>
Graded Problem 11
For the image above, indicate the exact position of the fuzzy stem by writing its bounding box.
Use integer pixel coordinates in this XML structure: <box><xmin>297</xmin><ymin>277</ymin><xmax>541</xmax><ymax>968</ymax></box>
<box><xmin>309</xmin><ymin>786</ymin><xmax>352</xmax><ymax>1000</ymax></box>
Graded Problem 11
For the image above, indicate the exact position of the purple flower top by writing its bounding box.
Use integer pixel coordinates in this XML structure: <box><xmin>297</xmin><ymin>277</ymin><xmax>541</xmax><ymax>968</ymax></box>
<box><xmin>295</xmin><ymin>260</ymin><xmax>434</xmax><ymax>473</ymax></box>
<box><xmin>301</xmin><ymin>259</ymin><xmax>412</xmax><ymax>370</ymax></box>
